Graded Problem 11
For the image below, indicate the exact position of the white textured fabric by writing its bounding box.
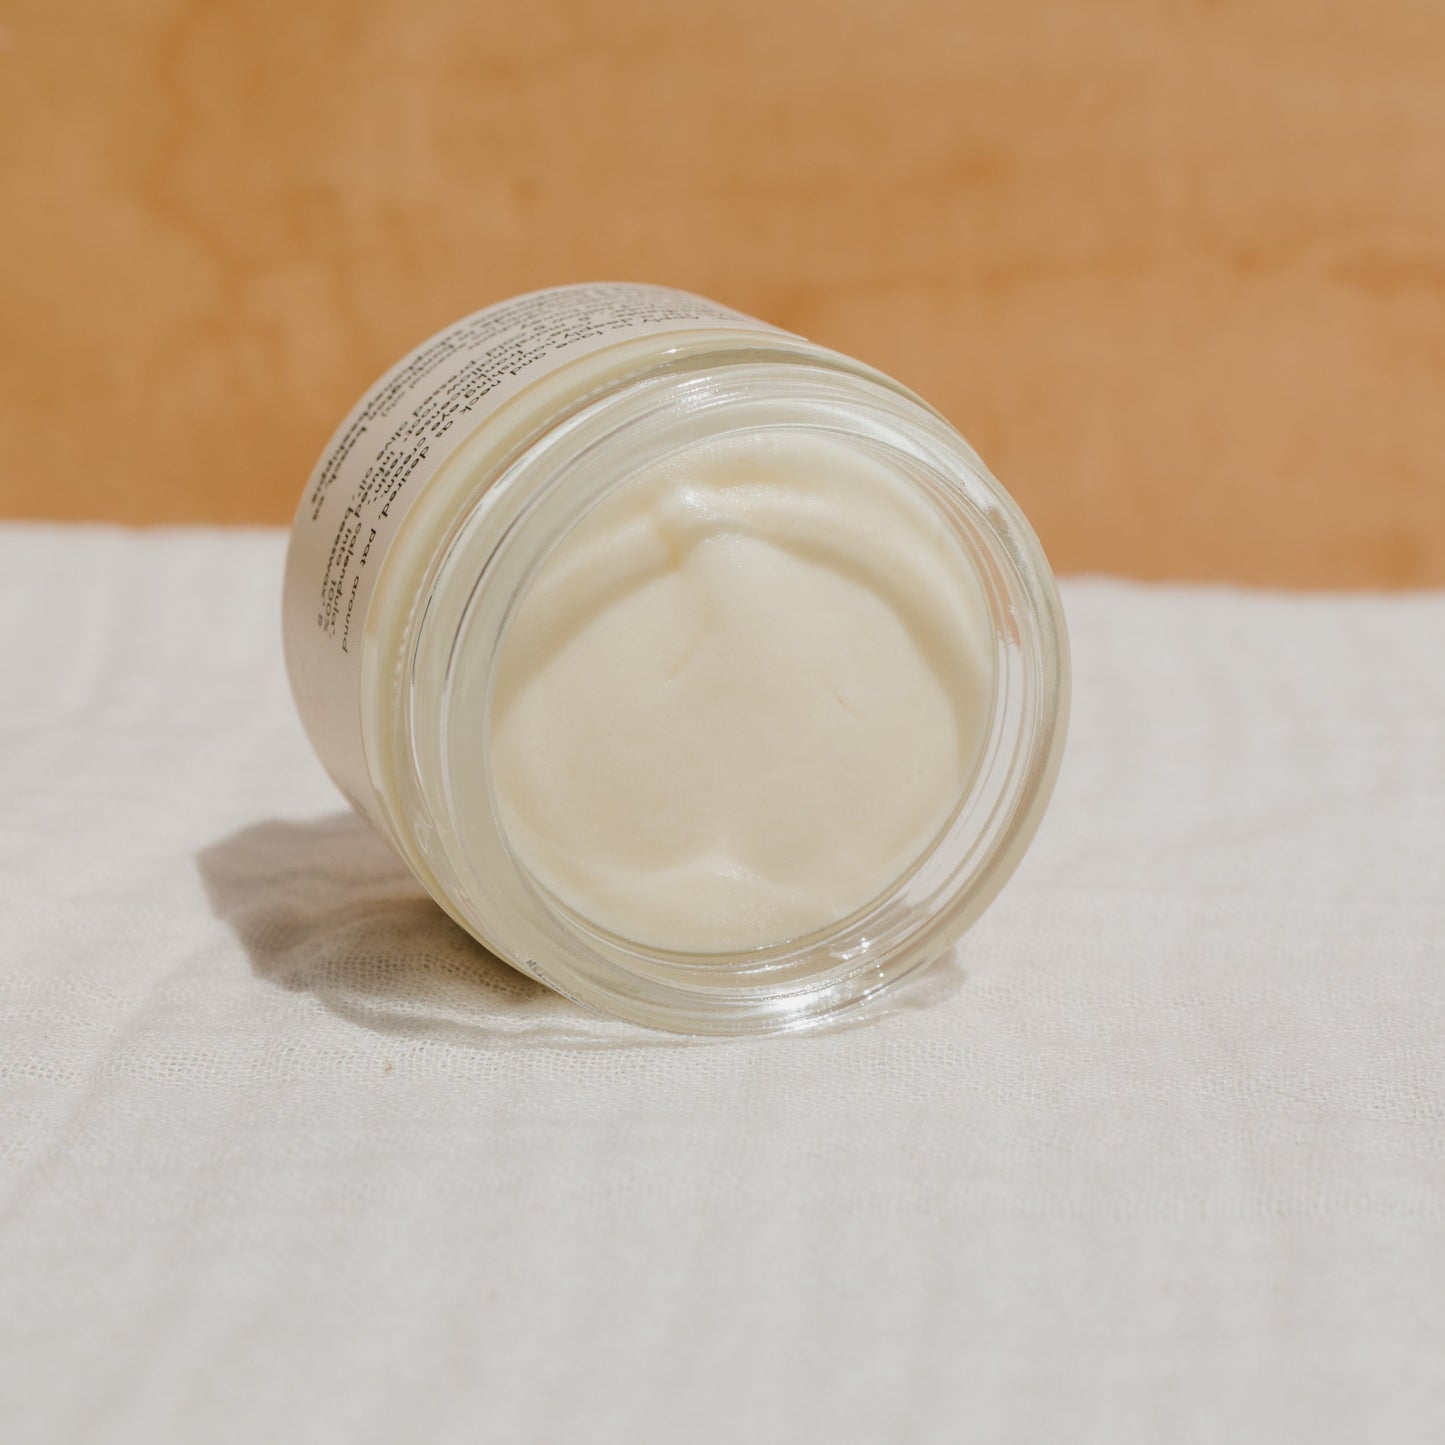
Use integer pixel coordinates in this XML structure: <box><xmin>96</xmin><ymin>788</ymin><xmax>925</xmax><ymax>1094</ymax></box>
<box><xmin>1</xmin><ymin>523</ymin><xmax>1442</xmax><ymax>1444</ymax></box>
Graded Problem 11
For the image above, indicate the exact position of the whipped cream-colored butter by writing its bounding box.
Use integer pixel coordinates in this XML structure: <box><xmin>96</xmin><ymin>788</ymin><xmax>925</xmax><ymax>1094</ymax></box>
<box><xmin>283</xmin><ymin>283</ymin><xmax>1068</xmax><ymax>1033</ymax></box>
<box><xmin>489</xmin><ymin>431</ymin><xmax>994</xmax><ymax>954</ymax></box>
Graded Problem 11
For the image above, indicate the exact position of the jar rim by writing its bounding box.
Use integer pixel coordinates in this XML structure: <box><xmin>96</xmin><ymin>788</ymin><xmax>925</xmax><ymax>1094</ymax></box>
<box><xmin>382</xmin><ymin>343</ymin><xmax>1069</xmax><ymax>1034</ymax></box>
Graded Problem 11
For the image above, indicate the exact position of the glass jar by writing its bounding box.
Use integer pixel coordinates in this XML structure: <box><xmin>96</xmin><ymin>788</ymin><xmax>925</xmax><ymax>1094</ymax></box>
<box><xmin>283</xmin><ymin>283</ymin><xmax>1068</xmax><ymax>1035</ymax></box>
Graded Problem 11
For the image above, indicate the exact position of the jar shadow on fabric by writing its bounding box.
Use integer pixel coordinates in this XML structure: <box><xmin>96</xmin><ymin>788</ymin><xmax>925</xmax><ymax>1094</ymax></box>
<box><xmin>195</xmin><ymin>814</ymin><xmax>968</xmax><ymax>1050</ymax></box>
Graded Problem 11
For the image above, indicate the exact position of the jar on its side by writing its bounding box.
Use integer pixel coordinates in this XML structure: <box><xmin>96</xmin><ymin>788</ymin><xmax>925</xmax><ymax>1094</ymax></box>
<box><xmin>283</xmin><ymin>283</ymin><xmax>1068</xmax><ymax>1034</ymax></box>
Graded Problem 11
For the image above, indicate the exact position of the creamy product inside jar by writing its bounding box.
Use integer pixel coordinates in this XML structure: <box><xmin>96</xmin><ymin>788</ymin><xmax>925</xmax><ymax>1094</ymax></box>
<box><xmin>486</xmin><ymin>430</ymin><xmax>996</xmax><ymax>955</ymax></box>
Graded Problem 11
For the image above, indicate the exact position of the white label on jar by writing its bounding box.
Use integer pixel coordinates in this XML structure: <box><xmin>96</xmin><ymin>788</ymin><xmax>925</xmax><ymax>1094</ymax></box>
<box><xmin>283</xmin><ymin>282</ymin><xmax>782</xmax><ymax>827</ymax></box>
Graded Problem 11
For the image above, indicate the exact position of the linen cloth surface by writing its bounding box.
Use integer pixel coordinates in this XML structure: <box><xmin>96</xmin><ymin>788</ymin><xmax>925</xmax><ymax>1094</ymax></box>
<box><xmin>0</xmin><ymin>524</ymin><xmax>1441</xmax><ymax>1444</ymax></box>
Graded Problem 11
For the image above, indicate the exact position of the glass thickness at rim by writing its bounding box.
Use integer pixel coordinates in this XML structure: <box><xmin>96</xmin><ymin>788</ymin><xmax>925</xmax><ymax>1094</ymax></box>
<box><xmin>396</xmin><ymin>346</ymin><xmax>1069</xmax><ymax>1035</ymax></box>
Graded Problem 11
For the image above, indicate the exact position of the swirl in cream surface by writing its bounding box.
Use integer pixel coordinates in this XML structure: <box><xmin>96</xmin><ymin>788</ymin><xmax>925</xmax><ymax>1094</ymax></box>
<box><xmin>489</xmin><ymin>431</ymin><xmax>994</xmax><ymax>954</ymax></box>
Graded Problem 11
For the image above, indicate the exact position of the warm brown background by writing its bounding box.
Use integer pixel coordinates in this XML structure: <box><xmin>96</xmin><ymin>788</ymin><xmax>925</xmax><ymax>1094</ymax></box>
<box><xmin>3</xmin><ymin>0</ymin><xmax>1443</xmax><ymax>585</ymax></box>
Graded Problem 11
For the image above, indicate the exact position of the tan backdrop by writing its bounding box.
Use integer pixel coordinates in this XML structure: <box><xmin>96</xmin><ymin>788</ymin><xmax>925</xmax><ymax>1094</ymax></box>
<box><xmin>3</xmin><ymin>0</ymin><xmax>1443</xmax><ymax>585</ymax></box>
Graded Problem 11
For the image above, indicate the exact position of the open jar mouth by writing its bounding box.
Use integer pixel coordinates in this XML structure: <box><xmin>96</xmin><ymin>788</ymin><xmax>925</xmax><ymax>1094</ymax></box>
<box><xmin>381</xmin><ymin>346</ymin><xmax>1069</xmax><ymax>1035</ymax></box>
